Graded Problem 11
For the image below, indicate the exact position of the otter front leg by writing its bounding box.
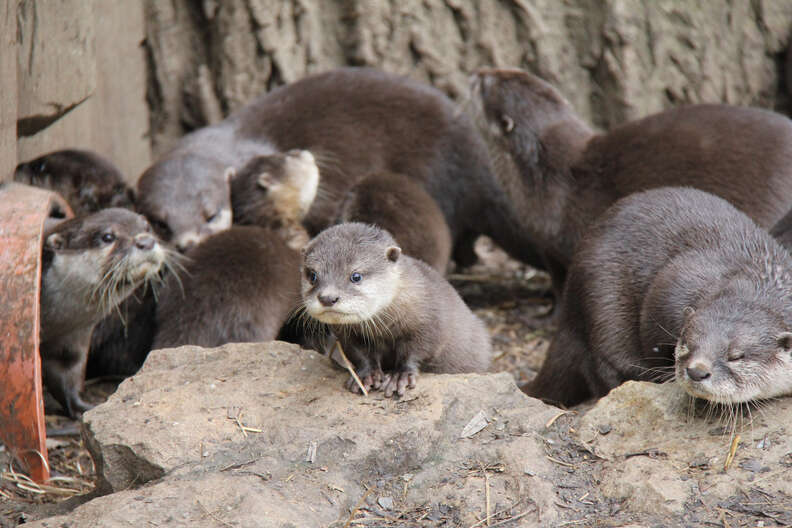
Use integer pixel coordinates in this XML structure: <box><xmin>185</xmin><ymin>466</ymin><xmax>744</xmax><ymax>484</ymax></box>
<box><xmin>41</xmin><ymin>351</ymin><xmax>93</xmax><ymax>418</ymax></box>
<box><xmin>339</xmin><ymin>340</ymin><xmax>386</xmax><ymax>394</ymax></box>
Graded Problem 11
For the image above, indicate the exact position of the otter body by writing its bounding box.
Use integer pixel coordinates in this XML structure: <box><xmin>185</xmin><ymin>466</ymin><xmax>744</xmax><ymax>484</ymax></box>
<box><xmin>152</xmin><ymin>226</ymin><xmax>301</xmax><ymax>349</ymax></box>
<box><xmin>338</xmin><ymin>171</ymin><xmax>452</xmax><ymax>273</ymax></box>
<box><xmin>15</xmin><ymin>149</ymin><xmax>134</xmax><ymax>216</ymax></box>
<box><xmin>40</xmin><ymin>209</ymin><xmax>166</xmax><ymax>417</ymax></box>
<box><xmin>301</xmin><ymin>223</ymin><xmax>492</xmax><ymax>397</ymax></box>
<box><xmin>524</xmin><ymin>187</ymin><xmax>792</xmax><ymax>407</ymax></box>
<box><xmin>473</xmin><ymin>69</ymin><xmax>792</xmax><ymax>294</ymax></box>
<box><xmin>137</xmin><ymin>67</ymin><xmax>536</xmax><ymax>267</ymax></box>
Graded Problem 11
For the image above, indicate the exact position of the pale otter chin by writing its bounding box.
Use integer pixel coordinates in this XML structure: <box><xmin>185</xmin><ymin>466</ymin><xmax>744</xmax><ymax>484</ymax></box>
<box><xmin>40</xmin><ymin>208</ymin><xmax>169</xmax><ymax>417</ymax></box>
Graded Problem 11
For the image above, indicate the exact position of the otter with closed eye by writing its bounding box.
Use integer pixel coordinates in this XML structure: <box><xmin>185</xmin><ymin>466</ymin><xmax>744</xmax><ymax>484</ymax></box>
<box><xmin>524</xmin><ymin>187</ymin><xmax>792</xmax><ymax>407</ymax></box>
<box><xmin>40</xmin><ymin>208</ymin><xmax>167</xmax><ymax>417</ymax></box>
<box><xmin>300</xmin><ymin>223</ymin><xmax>492</xmax><ymax>397</ymax></box>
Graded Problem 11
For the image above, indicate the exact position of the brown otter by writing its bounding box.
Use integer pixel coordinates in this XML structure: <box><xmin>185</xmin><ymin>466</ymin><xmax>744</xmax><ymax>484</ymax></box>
<box><xmin>231</xmin><ymin>149</ymin><xmax>319</xmax><ymax>250</ymax></box>
<box><xmin>523</xmin><ymin>187</ymin><xmax>792</xmax><ymax>407</ymax></box>
<box><xmin>152</xmin><ymin>151</ymin><xmax>318</xmax><ymax>348</ymax></box>
<box><xmin>472</xmin><ymin>68</ymin><xmax>792</xmax><ymax>296</ymax></box>
<box><xmin>40</xmin><ymin>208</ymin><xmax>167</xmax><ymax>417</ymax></box>
<box><xmin>136</xmin><ymin>67</ymin><xmax>540</xmax><ymax>268</ymax></box>
<box><xmin>337</xmin><ymin>171</ymin><xmax>452</xmax><ymax>273</ymax></box>
<box><xmin>300</xmin><ymin>223</ymin><xmax>492</xmax><ymax>397</ymax></box>
<box><xmin>151</xmin><ymin>226</ymin><xmax>301</xmax><ymax>349</ymax></box>
<box><xmin>15</xmin><ymin>149</ymin><xmax>135</xmax><ymax>216</ymax></box>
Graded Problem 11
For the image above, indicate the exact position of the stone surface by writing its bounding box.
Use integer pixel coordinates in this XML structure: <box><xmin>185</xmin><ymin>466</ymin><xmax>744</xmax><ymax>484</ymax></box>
<box><xmin>70</xmin><ymin>342</ymin><xmax>569</xmax><ymax>526</ymax></box>
<box><xmin>144</xmin><ymin>0</ymin><xmax>792</xmax><ymax>155</ymax></box>
<box><xmin>579</xmin><ymin>381</ymin><xmax>792</xmax><ymax>522</ymax></box>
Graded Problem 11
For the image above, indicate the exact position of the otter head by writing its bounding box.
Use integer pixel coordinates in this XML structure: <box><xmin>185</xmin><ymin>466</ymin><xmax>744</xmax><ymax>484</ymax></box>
<box><xmin>675</xmin><ymin>299</ymin><xmax>792</xmax><ymax>404</ymax></box>
<box><xmin>136</xmin><ymin>153</ymin><xmax>233</xmax><ymax>252</ymax></box>
<box><xmin>470</xmin><ymin>68</ymin><xmax>591</xmax><ymax>186</ymax></box>
<box><xmin>301</xmin><ymin>223</ymin><xmax>402</xmax><ymax>326</ymax></box>
<box><xmin>41</xmin><ymin>208</ymin><xmax>168</xmax><ymax>337</ymax></box>
<box><xmin>231</xmin><ymin>149</ymin><xmax>320</xmax><ymax>226</ymax></box>
<box><xmin>14</xmin><ymin>149</ymin><xmax>134</xmax><ymax>216</ymax></box>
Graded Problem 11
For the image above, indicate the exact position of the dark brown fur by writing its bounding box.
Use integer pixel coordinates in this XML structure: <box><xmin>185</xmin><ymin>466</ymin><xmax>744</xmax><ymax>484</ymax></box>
<box><xmin>524</xmin><ymin>187</ymin><xmax>792</xmax><ymax>407</ymax></box>
<box><xmin>15</xmin><ymin>149</ymin><xmax>134</xmax><ymax>216</ymax></box>
<box><xmin>338</xmin><ymin>171</ymin><xmax>452</xmax><ymax>273</ymax></box>
<box><xmin>473</xmin><ymin>69</ymin><xmax>792</xmax><ymax>296</ymax></box>
<box><xmin>152</xmin><ymin>226</ymin><xmax>301</xmax><ymax>349</ymax></box>
<box><xmin>301</xmin><ymin>223</ymin><xmax>492</xmax><ymax>397</ymax></box>
<box><xmin>137</xmin><ymin>67</ymin><xmax>540</xmax><ymax>267</ymax></box>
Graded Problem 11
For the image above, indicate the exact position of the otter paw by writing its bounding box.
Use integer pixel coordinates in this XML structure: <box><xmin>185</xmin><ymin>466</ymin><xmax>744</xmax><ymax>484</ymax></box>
<box><xmin>345</xmin><ymin>368</ymin><xmax>386</xmax><ymax>394</ymax></box>
<box><xmin>383</xmin><ymin>371</ymin><xmax>417</xmax><ymax>398</ymax></box>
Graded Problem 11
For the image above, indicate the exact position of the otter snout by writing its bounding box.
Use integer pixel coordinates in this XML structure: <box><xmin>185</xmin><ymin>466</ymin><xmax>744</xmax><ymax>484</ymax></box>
<box><xmin>135</xmin><ymin>233</ymin><xmax>156</xmax><ymax>250</ymax></box>
<box><xmin>685</xmin><ymin>362</ymin><xmax>711</xmax><ymax>382</ymax></box>
<box><xmin>318</xmin><ymin>293</ymin><xmax>340</xmax><ymax>307</ymax></box>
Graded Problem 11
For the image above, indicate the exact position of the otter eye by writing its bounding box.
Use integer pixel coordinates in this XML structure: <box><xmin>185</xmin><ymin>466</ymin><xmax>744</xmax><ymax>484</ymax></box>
<box><xmin>306</xmin><ymin>269</ymin><xmax>318</xmax><ymax>284</ymax></box>
<box><xmin>350</xmin><ymin>272</ymin><xmax>362</xmax><ymax>283</ymax></box>
<box><xmin>726</xmin><ymin>348</ymin><xmax>744</xmax><ymax>362</ymax></box>
<box><xmin>206</xmin><ymin>211</ymin><xmax>220</xmax><ymax>223</ymax></box>
<box><xmin>500</xmin><ymin>114</ymin><xmax>515</xmax><ymax>133</ymax></box>
<box><xmin>149</xmin><ymin>218</ymin><xmax>171</xmax><ymax>238</ymax></box>
<box><xmin>101</xmin><ymin>232</ymin><xmax>116</xmax><ymax>244</ymax></box>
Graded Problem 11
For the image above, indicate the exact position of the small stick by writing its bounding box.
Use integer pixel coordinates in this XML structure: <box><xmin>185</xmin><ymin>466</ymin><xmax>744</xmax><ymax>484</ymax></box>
<box><xmin>485</xmin><ymin>471</ymin><xmax>491</xmax><ymax>526</ymax></box>
<box><xmin>487</xmin><ymin>509</ymin><xmax>533</xmax><ymax>528</ymax></box>
<box><xmin>342</xmin><ymin>485</ymin><xmax>374</xmax><ymax>528</ymax></box>
<box><xmin>724</xmin><ymin>434</ymin><xmax>740</xmax><ymax>471</ymax></box>
<box><xmin>545</xmin><ymin>411</ymin><xmax>574</xmax><ymax>429</ymax></box>
<box><xmin>334</xmin><ymin>340</ymin><xmax>368</xmax><ymax>396</ymax></box>
<box><xmin>196</xmin><ymin>500</ymin><xmax>234</xmax><ymax>528</ymax></box>
<box><xmin>718</xmin><ymin>508</ymin><xmax>731</xmax><ymax>528</ymax></box>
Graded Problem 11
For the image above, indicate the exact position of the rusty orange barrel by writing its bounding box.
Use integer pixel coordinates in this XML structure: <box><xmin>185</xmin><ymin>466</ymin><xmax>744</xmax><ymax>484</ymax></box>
<box><xmin>0</xmin><ymin>183</ymin><xmax>72</xmax><ymax>483</ymax></box>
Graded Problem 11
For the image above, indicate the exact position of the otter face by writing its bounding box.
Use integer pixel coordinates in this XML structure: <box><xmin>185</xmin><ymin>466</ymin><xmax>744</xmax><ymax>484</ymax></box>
<box><xmin>232</xmin><ymin>149</ymin><xmax>320</xmax><ymax>225</ymax></box>
<box><xmin>301</xmin><ymin>223</ymin><xmax>401</xmax><ymax>325</ymax></box>
<box><xmin>137</xmin><ymin>153</ymin><xmax>233</xmax><ymax>252</ymax></box>
<box><xmin>41</xmin><ymin>208</ymin><xmax>168</xmax><ymax>337</ymax></box>
<box><xmin>675</xmin><ymin>303</ymin><xmax>792</xmax><ymax>403</ymax></box>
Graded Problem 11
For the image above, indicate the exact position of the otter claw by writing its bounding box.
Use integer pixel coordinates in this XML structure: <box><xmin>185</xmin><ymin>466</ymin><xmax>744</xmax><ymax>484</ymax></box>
<box><xmin>383</xmin><ymin>371</ymin><xmax>417</xmax><ymax>398</ymax></box>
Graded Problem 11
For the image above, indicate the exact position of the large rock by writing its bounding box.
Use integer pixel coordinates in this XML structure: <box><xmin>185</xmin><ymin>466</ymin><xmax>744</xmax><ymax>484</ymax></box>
<box><xmin>45</xmin><ymin>342</ymin><xmax>571</xmax><ymax>526</ymax></box>
<box><xmin>144</xmin><ymin>0</ymin><xmax>792</xmax><ymax>154</ymax></box>
<box><xmin>579</xmin><ymin>381</ymin><xmax>792</xmax><ymax>523</ymax></box>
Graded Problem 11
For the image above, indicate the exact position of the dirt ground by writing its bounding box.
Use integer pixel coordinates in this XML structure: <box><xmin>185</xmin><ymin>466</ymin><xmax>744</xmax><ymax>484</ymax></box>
<box><xmin>0</xmin><ymin>237</ymin><xmax>554</xmax><ymax>526</ymax></box>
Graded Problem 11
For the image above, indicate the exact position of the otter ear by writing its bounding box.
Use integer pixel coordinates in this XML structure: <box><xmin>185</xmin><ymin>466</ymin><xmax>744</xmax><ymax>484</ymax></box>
<box><xmin>223</xmin><ymin>167</ymin><xmax>236</xmax><ymax>183</ymax></box>
<box><xmin>256</xmin><ymin>172</ymin><xmax>271</xmax><ymax>190</ymax></box>
<box><xmin>386</xmin><ymin>246</ymin><xmax>401</xmax><ymax>262</ymax></box>
<box><xmin>500</xmin><ymin>114</ymin><xmax>515</xmax><ymax>134</ymax></box>
<box><xmin>45</xmin><ymin>232</ymin><xmax>64</xmax><ymax>250</ymax></box>
<box><xmin>777</xmin><ymin>332</ymin><xmax>792</xmax><ymax>351</ymax></box>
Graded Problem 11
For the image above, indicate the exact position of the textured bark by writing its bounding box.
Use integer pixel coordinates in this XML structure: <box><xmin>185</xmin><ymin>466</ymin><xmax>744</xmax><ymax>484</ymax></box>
<box><xmin>144</xmin><ymin>0</ymin><xmax>792</xmax><ymax>157</ymax></box>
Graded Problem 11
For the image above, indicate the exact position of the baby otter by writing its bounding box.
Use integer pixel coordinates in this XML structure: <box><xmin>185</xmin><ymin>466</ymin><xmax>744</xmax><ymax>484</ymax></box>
<box><xmin>15</xmin><ymin>149</ymin><xmax>135</xmax><ymax>216</ymax></box>
<box><xmin>231</xmin><ymin>149</ymin><xmax>319</xmax><ymax>250</ymax></box>
<box><xmin>472</xmin><ymin>68</ymin><xmax>792</xmax><ymax>297</ymax></box>
<box><xmin>301</xmin><ymin>223</ymin><xmax>492</xmax><ymax>397</ymax></box>
<box><xmin>338</xmin><ymin>171</ymin><xmax>452</xmax><ymax>273</ymax></box>
<box><xmin>524</xmin><ymin>187</ymin><xmax>792</xmax><ymax>407</ymax></box>
<box><xmin>152</xmin><ymin>150</ymin><xmax>318</xmax><ymax>348</ymax></box>
<box><xmin>40</xmin><ymin>208</ymin><xmax>167</xmax><ymax>417</ymax></box>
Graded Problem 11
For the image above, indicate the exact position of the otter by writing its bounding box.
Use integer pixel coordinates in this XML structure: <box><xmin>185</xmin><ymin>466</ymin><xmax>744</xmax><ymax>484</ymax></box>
<box><xmin>40</xmin><ymin>208</ymin><xmax>167</xmax><ymax>417</ymax></box>
<box><xmin>769</xmin><ymin>207</ymin><xmax>792</xmax><ymax>253</ymax></box>
<box><xmin>523</xmin><ymin>187</ymin><xmax>792</xmax><ymax>407</ymax></box>
<box><xmin>152</xmin><ymin>151</ymin><xmax>319</xmax><ymax>348</ymax></box>
<box><xmin>231</xmin><ymin>149</ymin><xmax>319</xmax><ymax>250</ymax></box>
<box><xmin>337</xmin><ymin>171</ymin><xmax>452</xmax><ymax>273</ymax></box>
<box><xmin>472</xmin><ymin>68</ymin><xmax>792</xmax><ymax>295</ymax></box>
<box><xmin>300</xmin><ymin>223</ymin><xmax>492</xmax><ymax>397</ymax></box>
<box><xmin>15</xmin><ymin>149</ymin><xmax>134</xmax><ymax>216</ymax></box>
<box><xmin>151</xmin><ymin>226</ymin><xmax>301</xmax><ymax>349</ymax></box>
<box><xmin>136</xmin><ymin>67</ymin><xmax>539</xmax><ymax>268</ymax></box>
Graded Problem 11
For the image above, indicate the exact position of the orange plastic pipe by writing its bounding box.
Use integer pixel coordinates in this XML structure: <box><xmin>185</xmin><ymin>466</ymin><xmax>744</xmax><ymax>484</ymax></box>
<box><xmin>0</xmin><ymin>183</ymin><xmax>71</xmax><ymax>483</ymax></box>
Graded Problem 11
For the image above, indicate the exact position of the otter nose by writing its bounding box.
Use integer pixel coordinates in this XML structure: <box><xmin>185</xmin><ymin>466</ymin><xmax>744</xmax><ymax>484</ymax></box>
<box><xmin>135</xmin><ymin>234</ymin><xmax>156</xmax><ymax>250</ymax></box>
<box><xmin>686</xmin><ymin>364</ymin><xmax>711</xmax><ymax>382</ymax></box>
<box><xmin>318</xmin><ymin>294</ymin><xmax>339</xmax><ymax>307</ymax></box>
